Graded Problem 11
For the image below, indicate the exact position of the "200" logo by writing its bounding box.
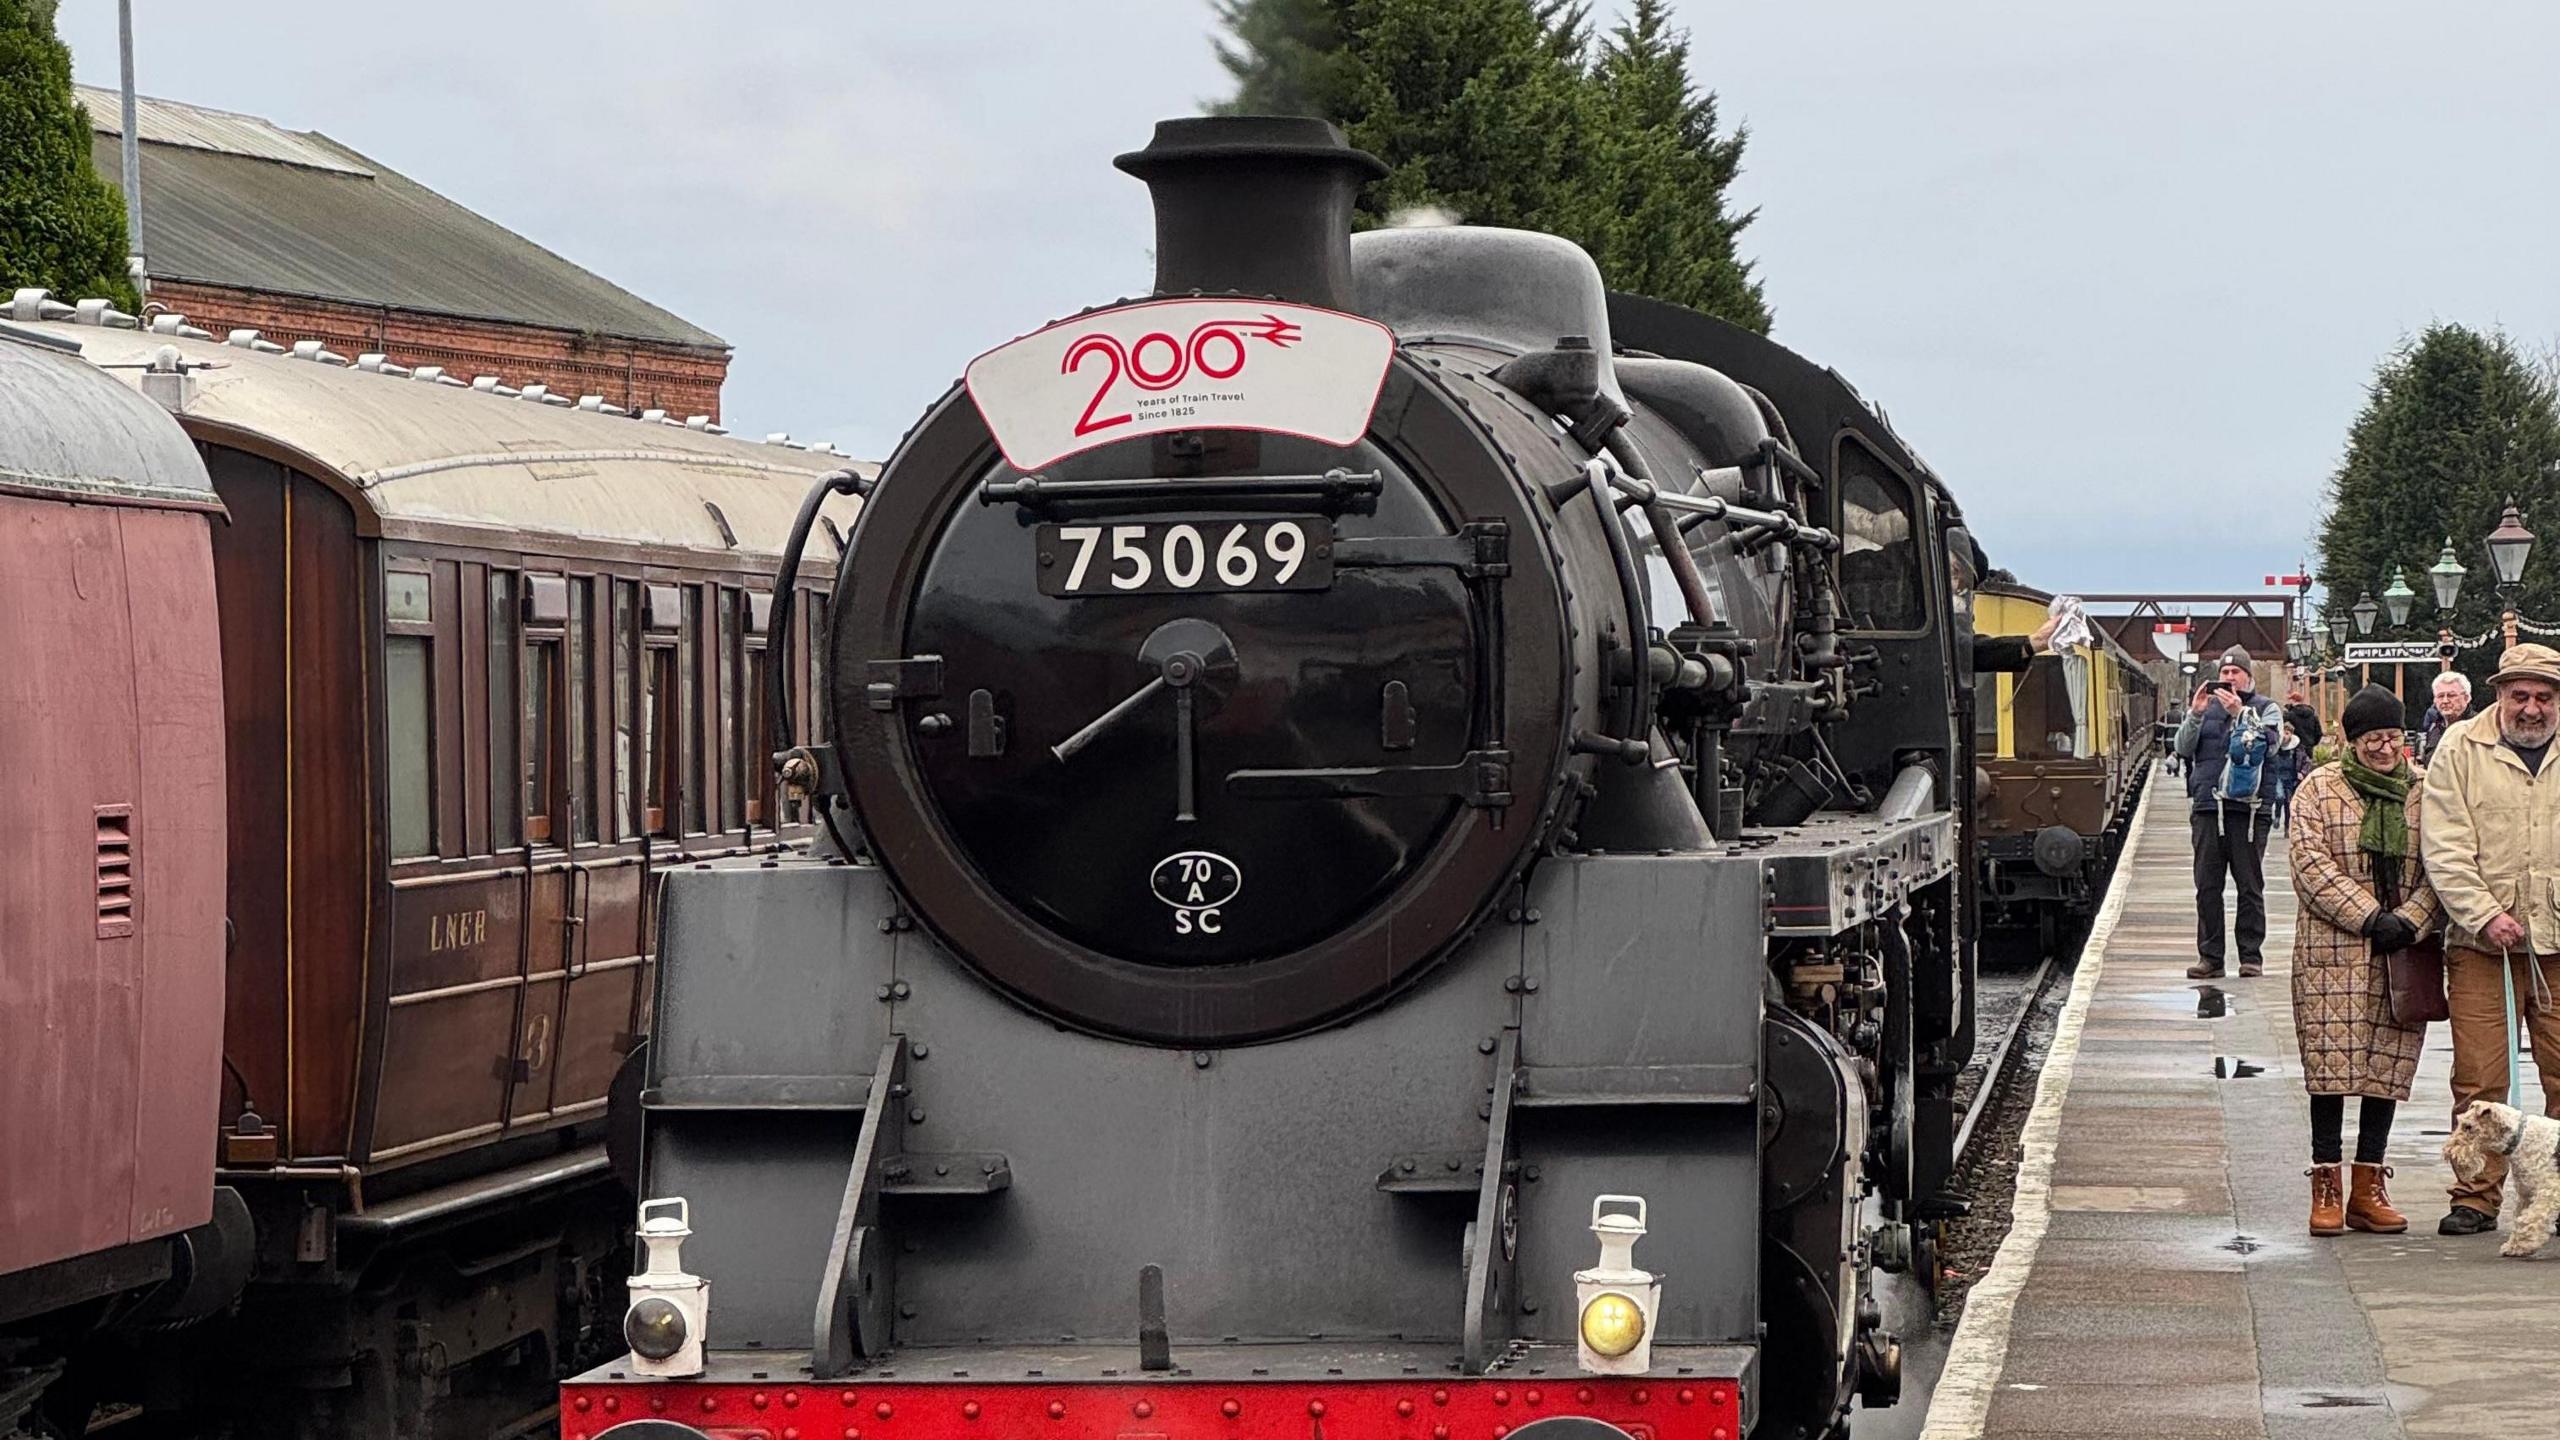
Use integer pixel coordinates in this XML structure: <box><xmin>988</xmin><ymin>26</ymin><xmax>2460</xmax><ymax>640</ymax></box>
<box><xmin>1066</xmin><ymin>313</ymin><xmax>1302</xmax><ymax>437</ymax></box>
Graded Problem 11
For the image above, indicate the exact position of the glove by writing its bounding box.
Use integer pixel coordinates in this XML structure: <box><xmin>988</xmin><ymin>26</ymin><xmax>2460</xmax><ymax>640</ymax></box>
<box><xmin>2367</xmin><ymin>912</ymin><xmax>2419</xmax><ymax>952</ymax></box>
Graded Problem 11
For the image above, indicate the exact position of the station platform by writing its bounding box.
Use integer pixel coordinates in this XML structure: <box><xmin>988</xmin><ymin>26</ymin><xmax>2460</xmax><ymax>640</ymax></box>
<box><xmin>1921</xmin><ymin>768</ymin><xmax>2553</xmax><ymax>1440</ymax></box>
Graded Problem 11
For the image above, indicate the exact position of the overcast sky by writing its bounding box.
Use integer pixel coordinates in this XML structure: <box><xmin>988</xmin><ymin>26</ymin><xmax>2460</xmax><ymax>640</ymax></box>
<box><xmin>63</xmin><ymin>1</ymin><xmax>2560</xmax><ymax>596</ymax></box>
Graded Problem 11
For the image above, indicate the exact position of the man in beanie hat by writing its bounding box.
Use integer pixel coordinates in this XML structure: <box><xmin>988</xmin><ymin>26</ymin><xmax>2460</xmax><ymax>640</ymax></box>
<box><xmin>2421</xmin><ymin>642</ymin><xmax>2560</xmax><ymax>1234</ymax></box>
<box><xmin>2175</xmin><ymin>645</ymin><xmax>2288</xmax><ymax>977</ymax></box>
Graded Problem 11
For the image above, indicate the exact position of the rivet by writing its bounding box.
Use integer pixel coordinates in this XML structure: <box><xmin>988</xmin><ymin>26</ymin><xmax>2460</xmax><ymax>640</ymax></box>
<box><xmin>965</xmin><ymin>1403</ymin><xmax>981</xmax><ymax>1420</ymax></box>
<box><xmin>786</xmin><ymin>1392</ymin><xmax>802</xmax><ymax>1408</ymax></box>
<box><xmin>1576</xmin><ymin>1388</ymin><xmax>1594</xmax><ymax>1403</ymax></box>
<box><xmin>909</xmin><ymin>1107</ymin><xmax>927</xmax><ymax>1124</ymax></box>
<box><xmin>1493</xmin><ymin>1390</ymin><xmax>1511</xmax><ymax>1406</ymax></box>
<box><xmin>1134</xmin><ymin>1402</ymin><xmax>1154</xmax><ymax>1419</ymax></box>
<box><xmin>755</xmin><ymin>1393</ymin><xmax>771</xmax><ymax>1409</ymax></box>
<box><xmin>1049</xmin><ymin>1402</ymin><xmax>1067</xmax><ymax>1420</ymax></box>
<box><xmin>846</xmin><ymin>1430</ymin><xmax>862</xmax><ymax>1440</ymax></box>
<box><xmin>703</xmin><ymin>1398</ymin><xmax>720</xmax><ymax>1414</ymax></box>
<box><xmin>1494</xmin><ymin>1428</ymin><xmax>1510</xmax><ymax>1438</ymax></box>
<box><xmin>1712</xmin><ymin>1430</ymin><xmax>1730</xmax><ymax>1440</ymax></box>
<box><xmin>1709</xmin><ymin>1388</ymin><xmax>1729</xmax><ymax>1407</ymax></box>
<box><xmin>877</xmin><ymin>1402</ymin><xmax>895</xmax><ymax>1419</ymax></box>
<box><xmin>1632</xmin><ymin>1389</ymin><xmax>1650</xmax><ymax>1405</ymax></box>
<box><xmin>843</xmin><ymin>1391</ymin><xmax>861</xmax><ymax>1406</ymax></box>
<box><xmin>651</xmin><ymin>1397</ymin><xmax>667</xmax><ymax>1414</ymax></box>
<box><xmin>785</xmin><ymin>1430</ymin><xmax>801</xmax><ymax>1440</ymax></box>
<box><xmin>573</xmin><ymin>1397</ymin><xmax>592</xmax><ymax>1413</ymax></box>
<box><xmin>1308</xmin><ymin>1401</ymin><xmax>1326</xmax><ymax>1418</ymax></box>
<box><xmin>1432</xmin><ymin>1389</ymin><xmax>1450</xmax><ymax>1406</ymax></box>
<box><xmin>1396</xmin><ymin>1400</ymin><xmax>1415</xmax><ymax>1417</ymax></box>
<box><xmin>1434</xmin><ymin>1429</ymin><xmax>1449</xmax><ymax>1440</ymax></box>
<box><xmin>604</xmin><ymin>1396</ymin><xmax>620</xmax><ymax>1413</ymax></box>
<box><xmin>1193</xmin><ymin>1050</ymin><xmax>1213</xmax><ymax>1068</ymax></box>
<box><xmin>1677</xmin><ymin>1389</ymin><xmax>1694</xmax><ymax>1405</ymax></box>
<box><xmin>1222</xmin><ymin>1400</ymin><xmax>1242</xmax><ymax>1418</ymax></box>
<box><xmin>1524</xmin><ymin>1389</ymin><xmax>1541</xmax><ymax>1405</ymax></box>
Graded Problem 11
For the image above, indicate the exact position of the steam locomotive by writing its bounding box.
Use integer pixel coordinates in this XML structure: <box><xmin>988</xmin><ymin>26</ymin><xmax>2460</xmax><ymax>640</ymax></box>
<box><xmin>576</xmin><ymin>117</ymin><xmax>2005</xmax><ymax>1440</ymax></box>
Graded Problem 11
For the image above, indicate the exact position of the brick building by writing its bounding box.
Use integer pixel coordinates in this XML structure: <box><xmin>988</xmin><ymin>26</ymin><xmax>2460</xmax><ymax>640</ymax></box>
<box><xmin>81</xmin><ymin>87</ymin><xmax>729</xmax><ymax>420</ymax></box>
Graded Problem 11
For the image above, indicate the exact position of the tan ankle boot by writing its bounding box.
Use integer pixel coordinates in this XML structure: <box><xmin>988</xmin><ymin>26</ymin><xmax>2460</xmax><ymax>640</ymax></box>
<box><xmin>2347</xmin><ymin>1163</ymin><xmax>2408</xmax><ymax>1233</ymax></box>
<box><xmin>2309</xmin><ymin>1164</ymin><xmax>2346</xmax><ymax>1236</ymax></box>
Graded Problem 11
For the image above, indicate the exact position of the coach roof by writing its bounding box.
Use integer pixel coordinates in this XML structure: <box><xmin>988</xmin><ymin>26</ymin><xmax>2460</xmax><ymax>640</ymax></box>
<box><xmin>0</xmin><ymin>322</ymin><xmax>217</xmax><ymax>511</ymax></box>
<box><xmin>31</xmin><ymin>321</ymin><xmax>863</xmax><ymax>560</ymax></box>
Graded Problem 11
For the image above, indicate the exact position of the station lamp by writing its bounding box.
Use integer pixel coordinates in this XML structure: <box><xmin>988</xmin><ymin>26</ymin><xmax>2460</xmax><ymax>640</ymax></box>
<box><xmin>2430</xmin><ymin>539</ymin><xmax>2467</xmax><ymax>614</ymax></box>
<box><xmin>2326</xmin><ymin>613</ymin><xmax>2351</xmax><ymax>649</ymax></box>
<box><xmin>2382</xmin><ymin>568</ymin><xmax>2416</xmax><ymax>628</ymax></box>
<box><xmin>2351</xmin><ymin>591</ymin><xmax>2380</xmax><ymax>636</ymax></box>
<box><xmin>2489</xmin><ymin>499</ymin><xmax>2536</xmax><ymax>589</ymax></box>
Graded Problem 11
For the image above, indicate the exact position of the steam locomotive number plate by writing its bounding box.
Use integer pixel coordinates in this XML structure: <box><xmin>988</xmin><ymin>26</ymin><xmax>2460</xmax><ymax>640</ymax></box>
<box><xmin>1037</xmin><ymin>517</ymin><xmax>1333</xmax><ymax>597</ymax></box>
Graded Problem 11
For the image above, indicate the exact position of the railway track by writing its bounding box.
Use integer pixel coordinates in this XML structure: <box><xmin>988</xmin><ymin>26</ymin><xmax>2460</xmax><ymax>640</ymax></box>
<box><xmin>1953</xmin><ymin>955</ymin><xmax>2062</xmax><ymax>1161</ymax></box>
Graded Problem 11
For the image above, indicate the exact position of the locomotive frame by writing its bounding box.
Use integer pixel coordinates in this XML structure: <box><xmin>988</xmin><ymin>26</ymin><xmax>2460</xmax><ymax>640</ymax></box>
<box><xmin>578</xmin><ymin>117</ymin><xmax>2000</xmax><ymax>1440</ymax></box>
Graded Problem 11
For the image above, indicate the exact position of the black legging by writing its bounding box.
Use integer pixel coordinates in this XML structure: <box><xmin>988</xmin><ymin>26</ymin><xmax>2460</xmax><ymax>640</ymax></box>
<box><xmin>2310</xmin><ymin>1094</ymin><xmax>2397</xmax><ymax>1165</ymax></box>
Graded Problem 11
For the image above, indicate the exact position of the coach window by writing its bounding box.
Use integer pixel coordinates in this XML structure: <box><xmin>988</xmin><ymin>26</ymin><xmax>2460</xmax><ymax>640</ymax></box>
<box><xmin>488</xmin><ymin>573</ymin><xmax>522</xmax><ymax>848</ymax></box>
<box><xmin>523</xmin><ymin>575</ymin><xmax>570</xmax><ymax>844</ymax></box>
<box><xmin>569</xmin><ymin>579</ymin><xmax>597</xmax><ymax>843</ymax></box>
<box><xmin>1837</xmin><ymin>439</ymin><xmax>1923</xmax><ymax>633</ymax></box>
<box><xmin>614</xmin><ymin>580</ymin><xmax>638</xmax><ymax>837</ymax></box>
<box><xmin>642</xmin><ymin>584</ymin><xmax>682</xmax><ymax>836</ymax></box>
<box><xmin>386</xmin><ymin>567</ymin><xmax>436</xmax><ymax>859</ymax></box>
<box><xmin>719</xmin><ymin>588</ymin><xmax>745</xmax><ymax>833</ymax></box>
<box><xmin>682</xmin><ymin>586</ymin><xmax>705</xmax><ymax>834</ymax></box>
<box><xmin>746</xmin><ymin>590</ymin><xmax>774</xmax><ymax>826</ymax></box>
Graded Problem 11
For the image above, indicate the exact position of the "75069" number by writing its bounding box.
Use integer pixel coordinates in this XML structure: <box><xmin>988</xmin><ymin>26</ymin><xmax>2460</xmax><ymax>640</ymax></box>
<box><xmin>1036</xmin><ymin>517</ymin><xmax>1333</xmax><ymax>597</ymax></box>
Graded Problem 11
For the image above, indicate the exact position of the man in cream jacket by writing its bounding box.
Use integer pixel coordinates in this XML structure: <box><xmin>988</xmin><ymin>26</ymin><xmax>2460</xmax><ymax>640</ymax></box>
<box><xmin>2420</xmin><ymin>643</ymin><xmax>2560</xmax><ymax>1235</ymax></box>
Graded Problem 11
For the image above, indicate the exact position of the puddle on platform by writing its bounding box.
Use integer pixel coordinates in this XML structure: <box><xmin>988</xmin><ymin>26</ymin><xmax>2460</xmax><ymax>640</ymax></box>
<box><xmin>2195</xmin><ymin>984</ymin><xmax>2234</xmax><ymax>1019</ymax></box>
<box><xmin>2213</xmin><ymin>1056</ymin><xmax>2265</xmax><ymax>1079</ymax></box>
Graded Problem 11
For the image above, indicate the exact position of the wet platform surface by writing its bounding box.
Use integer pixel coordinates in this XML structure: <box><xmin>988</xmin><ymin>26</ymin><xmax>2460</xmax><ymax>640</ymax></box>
<box><xmin>1921</xmin><ymin>767</ymin><xmax>2552</xmax><ymax>1440</ymax></box>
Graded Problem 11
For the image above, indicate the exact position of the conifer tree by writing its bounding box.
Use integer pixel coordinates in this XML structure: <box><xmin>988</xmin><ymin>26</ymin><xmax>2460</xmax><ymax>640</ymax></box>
<box><xmin>2316</xmin><ymin>325</ymin><xmax>2560</xmax><ymax>672</ymax></box>
<box><xmin>0</xmin><ymin>0</ymin><xmax>135</xmax><ymax>309</ymax></box>
<box><xmin>1206</xmin><ymin>0</ymin><xmax>1768</xmax><ymax>330</ymax></box>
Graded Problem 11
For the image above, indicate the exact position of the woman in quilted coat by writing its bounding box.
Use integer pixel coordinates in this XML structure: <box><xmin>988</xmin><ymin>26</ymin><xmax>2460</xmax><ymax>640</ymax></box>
<box><xmin>2290</xmin><ymin>685</ymin><xmax>2441</xmax><ymax>1236</ymax></box>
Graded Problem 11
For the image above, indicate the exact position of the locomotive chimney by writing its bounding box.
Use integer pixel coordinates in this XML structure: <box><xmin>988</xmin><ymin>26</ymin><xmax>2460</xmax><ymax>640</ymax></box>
<box><xmin>1115</xmin><ymin>116</ymin><xmax>1386</xmax><ymax>313</ymax></box>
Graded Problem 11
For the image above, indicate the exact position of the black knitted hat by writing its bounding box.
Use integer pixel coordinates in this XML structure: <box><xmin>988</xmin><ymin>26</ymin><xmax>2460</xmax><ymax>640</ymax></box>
<box><xmin>2342</xmin><ymin>685</ymin><xmax>2402</xmax><ymax>741</ymax></box>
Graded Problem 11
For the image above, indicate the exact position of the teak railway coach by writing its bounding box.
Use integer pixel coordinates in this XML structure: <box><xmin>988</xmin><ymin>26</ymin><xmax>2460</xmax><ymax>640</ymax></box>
<box><xmin>571</xmin><ymin>117</ymin><xmax>2020</xmax><ymax>1440</ymax></box>
<box><xmin>1970</xmin><ymin>579</ymin><xmax>2159</xmax><ymax>945</ymax></box>
<box><xmin>0</xmin><ymin>298</ymin><xmax>857</xmax><ymax>1438</ymax></box>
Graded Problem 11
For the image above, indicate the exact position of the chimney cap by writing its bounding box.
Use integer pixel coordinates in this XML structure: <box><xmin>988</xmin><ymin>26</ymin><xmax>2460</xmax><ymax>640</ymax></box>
<box><xmin>1114</xmin><ymin>116</ymin><xmax>1385</xmax><ymax>184</ymax></box>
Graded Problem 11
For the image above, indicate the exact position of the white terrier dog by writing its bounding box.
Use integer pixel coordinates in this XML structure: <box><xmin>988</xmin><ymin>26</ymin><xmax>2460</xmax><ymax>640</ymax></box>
<box><xmin>2445</xmin><ymin>1101</ymin><xmax>2560</xmax><ymax>1258</ymax></box>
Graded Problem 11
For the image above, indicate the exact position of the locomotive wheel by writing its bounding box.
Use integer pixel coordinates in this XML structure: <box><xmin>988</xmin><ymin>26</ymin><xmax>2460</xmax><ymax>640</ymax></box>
<box><xmin>1758</xmin><ymin>1238</ymin><xmax>1851</xmax><ymax>1440</ymax></box>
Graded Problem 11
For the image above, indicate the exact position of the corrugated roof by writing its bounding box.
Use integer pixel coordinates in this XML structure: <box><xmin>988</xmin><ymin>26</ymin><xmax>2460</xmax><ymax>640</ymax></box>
<box><xmin>82</xmin><ymin>91</ymin><xmax>725</xmax><ymax>350</ymax></box>
<box><xmin>27</xmin><ymin>320</ymin><xmax>860</xmax><ymax>558</ymax></box>
<box><xmin>77</xmin><ymin>83</ymin><xmax>370</xmax><ymax>176</ymax></box>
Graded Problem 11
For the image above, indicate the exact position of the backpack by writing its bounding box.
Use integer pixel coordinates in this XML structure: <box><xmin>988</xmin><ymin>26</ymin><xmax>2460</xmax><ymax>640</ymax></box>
<box><xmin>2214</xmin><ymin>704</ymin><xmax>2274</xmax><ymax>806</ymax></box>
<box><xmin>2211</xmin><ymin>696</ymin><xmax>2293</xmax><ymax>830</ymax></box>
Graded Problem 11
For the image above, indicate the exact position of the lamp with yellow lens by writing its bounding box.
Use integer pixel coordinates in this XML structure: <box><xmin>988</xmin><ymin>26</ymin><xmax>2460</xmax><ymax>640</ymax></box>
<box><xmin>1573</xmin><ymin>1194</ymin><xmax>1659</xmax><ymax>1374</ymax></box>
<box><xmin>1579</xmin><ymin>1290</ymin><xmax>1647</xmax><ymax>1358</ymax></box>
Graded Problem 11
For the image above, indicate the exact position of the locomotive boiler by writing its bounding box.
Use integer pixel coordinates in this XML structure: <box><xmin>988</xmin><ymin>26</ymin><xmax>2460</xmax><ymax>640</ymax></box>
<box><xmin>579</xmin><ymin>117</ymin><xmax>1990</xmax><ymax>1440</ymax></box>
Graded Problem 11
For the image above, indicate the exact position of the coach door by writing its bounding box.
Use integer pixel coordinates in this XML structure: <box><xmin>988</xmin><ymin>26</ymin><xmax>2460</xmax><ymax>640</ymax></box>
<box><xmin>508</xmin><ymin>574</ymin><xmax>653</xmax><ymax>1131</ymax></box>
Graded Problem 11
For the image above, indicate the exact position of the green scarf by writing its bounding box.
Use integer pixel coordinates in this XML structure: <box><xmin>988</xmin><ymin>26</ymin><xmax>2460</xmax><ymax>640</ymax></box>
<box><xmin>2340</xmin><ymin>752</ymin><xmax>2412</xmax><ymax>861</ymax></box>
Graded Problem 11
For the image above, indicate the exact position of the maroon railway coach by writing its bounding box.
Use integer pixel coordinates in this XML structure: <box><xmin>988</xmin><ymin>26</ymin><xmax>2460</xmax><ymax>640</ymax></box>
<box><xmin>7</xmin><ymin>296</ymin><xmax>860</xmax><ymax>1435</ymax></box>
<box><xmin>0</xmin><ymin>319</ymin><xmax>230</xmax><ymax>1425</ymax></box>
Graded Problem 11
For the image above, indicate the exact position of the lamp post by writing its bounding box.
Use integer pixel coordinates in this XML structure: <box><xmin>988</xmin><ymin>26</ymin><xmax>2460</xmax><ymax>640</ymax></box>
<box><xmin>2488</xmin><ymin>498</ymin><xmax>2535</xmax><ymax>651</ymax></box>
<box><xmin>2352</xmin><ymin>591</ymin><xmax>2380</xmax><ymax>636</ymax></box>
<box><xmin>2327</xmin><ymin>612</ymin><xmax>2351</xmax><ymax>649</ymax></box>
<box><xmin>2431</xmin><ymin>538</ymin><xmax>2467</xmax><ymax>672</ymax></box>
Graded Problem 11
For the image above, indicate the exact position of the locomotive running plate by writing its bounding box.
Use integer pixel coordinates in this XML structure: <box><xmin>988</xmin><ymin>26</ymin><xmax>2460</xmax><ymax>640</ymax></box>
<box><xmin>1035</xmin><ymin>515</ymin><xmax>1334</xmax><ymax>596</ymax></box>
